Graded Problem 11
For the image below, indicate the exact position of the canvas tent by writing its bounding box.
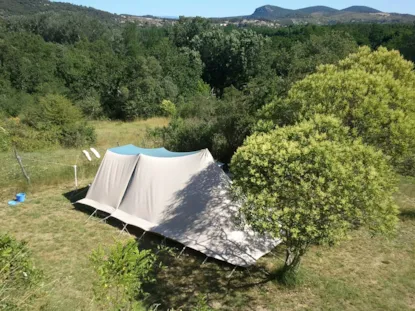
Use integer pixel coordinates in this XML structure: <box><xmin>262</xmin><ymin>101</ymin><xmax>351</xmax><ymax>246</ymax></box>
<box><xmin>78</xmin><ymin>145</ymin><xmax>279</xmax><ymax>267</ymax></box>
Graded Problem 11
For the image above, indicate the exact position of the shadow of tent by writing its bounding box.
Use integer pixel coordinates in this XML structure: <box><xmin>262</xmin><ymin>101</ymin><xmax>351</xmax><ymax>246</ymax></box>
<box><xmin>61</xmin><ymin>185</ymin><xmax>263</xmax><ymax>268</ymax></box>
<box><xmin>151</xmin><ymin>162</ymin><xmax>276</xmax><ymax>266</ymax></box>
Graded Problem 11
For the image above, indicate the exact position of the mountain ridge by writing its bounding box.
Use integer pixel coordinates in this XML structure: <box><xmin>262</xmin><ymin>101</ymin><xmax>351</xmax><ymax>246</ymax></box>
<box><xmin>0</xmin><ymin>1</ymin><xmax>414</xmax><ymax>26</ymax></box>
<box><xmin>250</xmin><ymin>5</ymin><xmax>385</xmax><ymax>19</ymax></box>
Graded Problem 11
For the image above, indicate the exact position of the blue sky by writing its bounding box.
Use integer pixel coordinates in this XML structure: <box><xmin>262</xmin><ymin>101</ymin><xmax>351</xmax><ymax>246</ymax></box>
<box><xmin>53</xmin><ymin>0</ymin><xmax>415</xmax><ymax>17</ymax></box>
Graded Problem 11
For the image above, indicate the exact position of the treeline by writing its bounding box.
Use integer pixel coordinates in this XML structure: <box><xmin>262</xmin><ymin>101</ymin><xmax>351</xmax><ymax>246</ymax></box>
<box><xmin>0</xmin><ymin>12</ymin><xmax>414</xmax><ymax>158</ymax></box>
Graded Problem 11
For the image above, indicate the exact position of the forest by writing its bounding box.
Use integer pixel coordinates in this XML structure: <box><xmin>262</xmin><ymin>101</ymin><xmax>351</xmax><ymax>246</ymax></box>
<box><xmin>0</xmin><ymin>12</ymin><xmax>415</xmax><ymax>166</ymax></box>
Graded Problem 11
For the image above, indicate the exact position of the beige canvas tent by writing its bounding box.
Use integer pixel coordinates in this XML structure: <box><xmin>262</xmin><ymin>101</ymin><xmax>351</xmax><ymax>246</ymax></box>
<box><xmin>78</xmin><ymin>145</ymin><xmax>279</xmax><ymax>267</ymax></box>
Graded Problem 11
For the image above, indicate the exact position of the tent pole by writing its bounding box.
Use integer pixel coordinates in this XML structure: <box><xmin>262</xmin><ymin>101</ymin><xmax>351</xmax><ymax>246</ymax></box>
<box><xmin>177</xmin><ymin>246</ymin><xmax>186</xmax><ymax>258</ymax></box>
<box><xmin>85</xmin><ymin>209</ymin><xmax>97</xmax><ymax>223</ymax></box>
<box><xmin>226</xmin><ymin>266</ymin><xmax>237</xmax><ymax>278</ymax></box>
<box><xmin>138</xmin><ymin>231</ymin><xmax>146</xmax><ymax>241</ymax></box>
<box><xmin>119</xmin><ymin>223</ymin><xmax>129</xmax><ymax>235</ymax></box>
<box><xmin>99</xmin><ymin>214</ymin><xmax>112</xmax><ymax>223</ymax></box>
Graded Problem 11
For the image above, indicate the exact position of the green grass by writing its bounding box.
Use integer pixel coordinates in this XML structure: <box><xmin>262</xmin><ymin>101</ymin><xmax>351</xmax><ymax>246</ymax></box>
<box><xmin>0</xmin><ymin>120</ymin><xmax>414</xmax><ymax>310</ymax></box>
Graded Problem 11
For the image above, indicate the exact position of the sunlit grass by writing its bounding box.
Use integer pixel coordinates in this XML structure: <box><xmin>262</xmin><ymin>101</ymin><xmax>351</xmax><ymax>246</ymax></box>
<box><xmin>0</xmin><ymin>178</ymin><xmax>413</xmax><ymax>310</ymax></box>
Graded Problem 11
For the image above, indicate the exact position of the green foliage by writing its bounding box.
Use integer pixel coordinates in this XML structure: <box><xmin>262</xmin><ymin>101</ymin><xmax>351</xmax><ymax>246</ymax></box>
<box><xmin>231</xmin><ymin>115</ymin><xmax>399</xmax><ymax>277</ymax></box>
<box><xmin>272</xmin><ymin>31</ymin><xmax>358</xmax><ymax>91</ymax></box>
<box><xmin>192</xmin><ymin>28</ymin><xmax>269</xmax><ymax>95</ymax></box>
<box><xmin>75</xmin><ymin>95</ymin><xmax>105</xmax><ymax>120</ymax></box>
<box><xmin>171</xmin><ymin>17</ymin><xmax>211</xmax><ymax>48</ymax></box>
<box><xmin>90</xmin><ymin>239</ymin><xmax>157</xmax><ymax>310</ymax></box>
<box><xmin>0</xmin><ymin>233</ymin><xmax>43</xmax><ymax>310</ymax></box>
<box><xmin>0</xmin><ymin>117</ymin><xmax>58</xmax><ymax>151</ymax></box>
<box><xmin>22</xmin><ymin>94</ymin><xmax>96</xmax><ymax>148</ymax></box>
<box><xmin>261</xmin><ymin>47</ymin><xmax>415</xmax><ymax>173</ymax></box>
<box><xmin>160</xmin><ymin>99</ymin><xmax>177</xmax><ymax>117</ymax></box>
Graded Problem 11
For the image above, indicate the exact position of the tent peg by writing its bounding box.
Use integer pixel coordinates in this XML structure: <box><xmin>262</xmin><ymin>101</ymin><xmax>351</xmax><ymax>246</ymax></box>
<box><xmin>226</xmin><ymin>266</ymin><xmax>237</xmax><ymax>278</ymax></box>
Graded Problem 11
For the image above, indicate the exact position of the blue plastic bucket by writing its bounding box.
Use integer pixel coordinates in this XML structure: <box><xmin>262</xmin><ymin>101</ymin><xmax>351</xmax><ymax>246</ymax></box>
<box><xmin>16</xmin><ymin>193</ymin><xmax>26</xmax><ymax>203</ymax></box>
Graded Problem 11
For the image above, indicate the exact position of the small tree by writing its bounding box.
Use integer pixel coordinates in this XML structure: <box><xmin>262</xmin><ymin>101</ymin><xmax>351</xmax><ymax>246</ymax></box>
<box><xmin>90</xmin><ymin>239</ymin><xmax>157</xmax><ymax>310</ymax></box>
<box><xmin>231</xmin><ymin>115</ymin><xmax>399</xmax><ymax>280</ymax></box>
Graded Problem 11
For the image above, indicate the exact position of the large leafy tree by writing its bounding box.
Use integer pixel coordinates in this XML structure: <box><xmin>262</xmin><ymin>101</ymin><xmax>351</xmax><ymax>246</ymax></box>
<box><xmin>272</xmin><ymin>31</ymin><xmax>358</xmax><ymax>91</ymax></box>
<box><xmin>259</xmin><ymin>47</ymin><xmax>415</xmax><ymax>172</ymax></box>
<box><xmin>231</xmin><ymin>115</ymin><xmax>399</xmax><ymax>279</ymax></box>
<box><xmin>192</xmin><ymin>29</ymin><xmax>269</xmax><ymax>96</ymax></box>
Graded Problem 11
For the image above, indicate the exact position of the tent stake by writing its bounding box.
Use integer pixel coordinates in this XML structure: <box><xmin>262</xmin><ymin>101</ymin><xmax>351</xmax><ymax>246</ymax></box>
<box><xmin>202</xmin><ymin>256</ymin><xmax>209</xmax><ymax>265</ymax></box>
<box><xmin>85</xmin><ymin>209</ymin><xmax>97</xmax><ymax>223</ymax></box>
<box><xmin>177</xmin><ymin>246</ymin><xmax>186</xmax><ymax>258</ymax></box>
<box><xmin>227</xmin><ymin>266</ymin><xmax>237</xmax><ymax>278</ymax></box>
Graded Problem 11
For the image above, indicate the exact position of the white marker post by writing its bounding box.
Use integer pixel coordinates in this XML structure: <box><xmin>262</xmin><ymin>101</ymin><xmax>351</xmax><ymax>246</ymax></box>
<box><xmin>73</xmin><ymin>165</ymin><xmax>78</xmax><ymax>190</ymax></box>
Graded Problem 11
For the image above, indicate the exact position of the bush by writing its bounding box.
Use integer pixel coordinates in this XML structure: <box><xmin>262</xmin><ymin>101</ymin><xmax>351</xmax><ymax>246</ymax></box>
<box><xmin>21</xmin><ymin>94</ymin><xmax>96</xmax><ymax>148</ymax></box>
<box><xmin>90</xmin><ymin>239</ymin><xmax>157</xmax><ymax>310</ymax></box>
<box><xmin>0</xmin><ymin>233</ymin><xmax>43</xmax><ymax>310</ymax></box>
<box><xmin>60</xmin><ymin>122</ymin><xmax>96</xmax><ymax>148</ymax></box>
<box><xmin>231</xmin><ymin>115</ymin><xmax>399</xmax><ymax>280</ymax></box>
<box><xmin>75</xmin><ymin>95</ymin><xmax>104</xmax><ymax>120</ymax></box>
<box><xmin>0</xmin><ymin>117</ymin><xmax>58</xmax><ymax>151</ymax></box>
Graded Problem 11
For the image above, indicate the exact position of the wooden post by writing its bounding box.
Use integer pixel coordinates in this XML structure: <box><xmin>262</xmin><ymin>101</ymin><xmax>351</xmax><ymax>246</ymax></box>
<box><xmin>13</xmin><ymin>146</ymin><xmax>30</xmax><ymax>184</ymax></box>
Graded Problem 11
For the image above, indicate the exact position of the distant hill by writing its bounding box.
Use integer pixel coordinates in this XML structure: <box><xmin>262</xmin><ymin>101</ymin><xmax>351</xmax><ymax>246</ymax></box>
<box><xmin>0</xmin><ymin>0</ymin><xmax>117</xmax><ymax>21</ymax></box>
<box><xmin>297</xmin><ymin>6</ymin><xmax>338</xmax><ymax>15</ymax></box>
<box><xmin>341</xmin><ymin>6</ymin><xmax>382</xmax><ymax>14</ymax></box>
<box><xmin>1</xmin><ymin>1</ymin><xmax>414</xmax><ymax>27</ymax></box>
<box><xmin>250</xmin><ymin>4</ymin><xmax>386</xmax><ymax>19</ymax></box>
<box><xmin>252</xmin><ymin>5</ymin><xmax>297</xmax><ymax>19</ymax></box>
<box><xmin>234</xmin><ymin>4</ymin><xmax>415</xmax><ymax>25</ymax></box>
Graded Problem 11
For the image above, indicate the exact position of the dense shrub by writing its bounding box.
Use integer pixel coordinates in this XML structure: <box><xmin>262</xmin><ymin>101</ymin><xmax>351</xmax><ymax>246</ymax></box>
<box><xmin>75</xmin><ymin>95</ymin><xmax>104</xmax><ymax>120</ymax></box>
<box><xmin>90</xmin><ymin>240</ymin><xmax>157</xmax><ymax>310</ymax></box>
<box><xmin>231</xmin><ymin>115</ymin><xmax>399</xmax><ymax>279</ymax></box>
<box><xmin>0</xmin><ymin>233</ymin><xmax>43</xmax><ymax>310</ymax></box>
<box><xmin>22</xmin><ymin>94</ymin><xmax>96</xmax><ymax>148</ymax></box>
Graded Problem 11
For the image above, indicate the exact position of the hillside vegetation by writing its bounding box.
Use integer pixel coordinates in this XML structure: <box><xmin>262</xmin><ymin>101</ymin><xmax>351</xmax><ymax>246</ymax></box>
<box><xmin>0</xmin><ymin>0</ymin><xmax>117</xmax><ymax>21</ymax></box>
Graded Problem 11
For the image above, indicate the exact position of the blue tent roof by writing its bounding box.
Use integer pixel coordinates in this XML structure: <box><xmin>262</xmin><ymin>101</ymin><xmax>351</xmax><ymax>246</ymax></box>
<box><xmin>109</xmin><ymin>144</ymin><xmax>199</xmax><ymax>157</ymax></box>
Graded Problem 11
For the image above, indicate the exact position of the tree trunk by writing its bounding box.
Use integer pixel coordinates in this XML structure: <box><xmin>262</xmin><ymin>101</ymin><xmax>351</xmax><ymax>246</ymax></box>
<box><xmin>282</xmin><ymin>248</ymin><xmax>302</xmax><ymax>274</ymax></box>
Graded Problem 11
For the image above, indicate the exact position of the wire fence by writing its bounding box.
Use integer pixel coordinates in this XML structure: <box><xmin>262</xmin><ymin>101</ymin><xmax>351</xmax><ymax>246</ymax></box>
<box><xmin>1</xmin><ymin>147</ymin><xmax>103</xmax><ymax>199</ymax></box>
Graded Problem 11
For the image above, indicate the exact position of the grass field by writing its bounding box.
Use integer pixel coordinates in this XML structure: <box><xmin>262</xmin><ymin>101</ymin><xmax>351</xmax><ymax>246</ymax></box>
<box><xmin>1</xmin><ymin>119</ymin><xmax>414</xmax><ymax>310</ymax></box>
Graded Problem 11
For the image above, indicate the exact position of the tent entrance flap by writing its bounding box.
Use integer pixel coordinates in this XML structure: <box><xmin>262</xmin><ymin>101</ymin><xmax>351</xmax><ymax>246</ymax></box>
<box><xmin>78</xmin><ymin>146</ymin><xmax>280</xmax><ymax>267</ymax></box>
